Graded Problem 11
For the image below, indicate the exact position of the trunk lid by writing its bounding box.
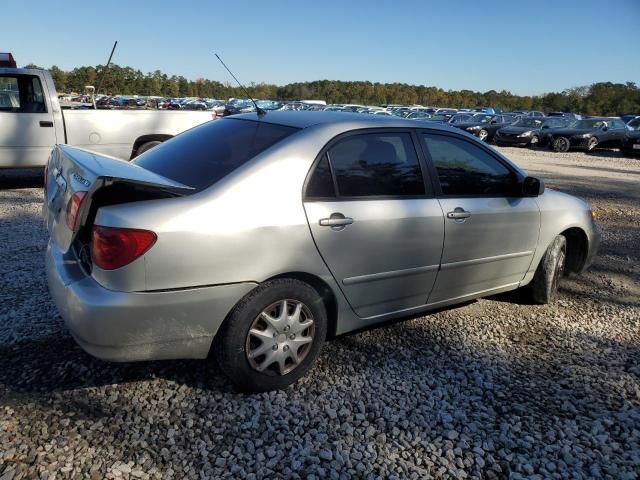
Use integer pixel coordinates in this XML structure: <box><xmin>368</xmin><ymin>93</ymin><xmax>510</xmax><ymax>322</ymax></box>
<box><xmin>44</xmin><ymin>144</ymin><xmax>192</xmax><ymax>253</ymax></box>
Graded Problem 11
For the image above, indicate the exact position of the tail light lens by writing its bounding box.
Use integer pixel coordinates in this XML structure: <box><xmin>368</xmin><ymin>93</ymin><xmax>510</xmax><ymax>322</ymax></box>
<box><xmin>91</xmin><ymin>226</ymin><xmax>157</xmax><ymax>270</ymax></box>
<box><xmin>65</xmin><ymin>191</ymin><xmax>87</xmax><ymax>230</ymax></box>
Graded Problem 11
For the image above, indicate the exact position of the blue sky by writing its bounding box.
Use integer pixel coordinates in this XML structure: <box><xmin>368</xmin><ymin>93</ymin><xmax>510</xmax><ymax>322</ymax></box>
<box><xmin>4</xmin><ymin>0</ymin><xmax>639</xmax><ymax>95</ymax></box>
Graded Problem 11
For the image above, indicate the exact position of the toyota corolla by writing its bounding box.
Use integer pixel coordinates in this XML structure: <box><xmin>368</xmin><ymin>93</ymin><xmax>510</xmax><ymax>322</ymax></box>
<box><xmin>45</xmin><ymin>112</ymin><xmax>600</xmax><ymax>392</ymax></box>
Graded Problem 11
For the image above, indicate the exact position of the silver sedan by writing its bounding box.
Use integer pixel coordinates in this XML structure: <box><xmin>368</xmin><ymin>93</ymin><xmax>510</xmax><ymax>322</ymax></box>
<box><xmin>45</xmin><ymin>112</ymin><xmax>600</xmax><ymax>392</ymax></box>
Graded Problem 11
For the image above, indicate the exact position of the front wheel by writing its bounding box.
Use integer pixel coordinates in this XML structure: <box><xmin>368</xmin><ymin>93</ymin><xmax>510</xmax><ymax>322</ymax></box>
<box><xmin>478</xmin><ymin>129</ymin><xmax>489</xmax><ymax>142</ymax></box>
<box><xmin>587</xmin><ymin>137</ymin><xmax>599</xmax><ymax>152</ymax></box>
<box><xmin>529</xmin><ymin>135</ymin><xmax>539</xmax><ymax>148</ymax></box>
<box><xmin>214</xmin><ymin>279</ymin><xmax>327</xmax><ymax>392</ymax></box>
<box><xmin>135</xmin><ymin>140</ymin><xmax>162</xmax><ymax>157</ymax></box>
<box><xmin>552</xmin><ymin>136</ymin><xmax>571</xmax><ymax>153</ymax></box>
<box><xmin>530</xmin><ymin>235</ymin><xmax>567</xmax><ymax>304</ymax></box>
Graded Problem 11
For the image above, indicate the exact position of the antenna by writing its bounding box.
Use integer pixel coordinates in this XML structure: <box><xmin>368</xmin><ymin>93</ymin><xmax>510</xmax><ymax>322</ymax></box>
<box><xmin>214</xmin><ymin>53</ymin><xmax>266</xmax><ymax>116</ymax></box>
<box><xmin>94</xmin><ymin>41</ymin><xmax>118</xmax><ymax>108</ymax></box>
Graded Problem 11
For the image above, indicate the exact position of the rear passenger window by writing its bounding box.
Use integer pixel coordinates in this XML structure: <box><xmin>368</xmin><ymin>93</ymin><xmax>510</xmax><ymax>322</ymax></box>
<box><xmin>306</xmin><ymin>154</ymin><xmax>335</xmax><ymax>198</ymax></box>
<box><xmin>327</xmin><ymin>133</ymin><xmax>425</xmax><ymax>197</ymax></box>
<box><xmin>421</xmin><ymin>134</ymin><xmax>518</xmax><ymax>197</ymax></box>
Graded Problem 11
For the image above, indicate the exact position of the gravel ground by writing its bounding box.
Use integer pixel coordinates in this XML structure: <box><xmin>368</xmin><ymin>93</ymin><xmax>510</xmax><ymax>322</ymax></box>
<box><xmin>0</xmin><ymin>148</ymin><xmax>639</xmax><ymax>480</ymax></box>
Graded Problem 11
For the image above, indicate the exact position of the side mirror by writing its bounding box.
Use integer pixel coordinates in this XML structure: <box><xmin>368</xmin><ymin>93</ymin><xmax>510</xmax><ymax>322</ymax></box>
<box><xmin>522</xmin><ymin>176</ymin><xmax>545</xmax><ymax>197</ymax></box>
<box><xmin>542</xmin><ymin>125</ymin><xmax>550</xmax><ymax>129</ymax></box>
<box><xmin>601</xmin><ymin>125</ymin><xmax>608</xmax><ymax>131</ymax></box>
<box><xmin>490</xmin><ymin>120</ymin><xmax>498</xmax><ymax>124</ymax></box>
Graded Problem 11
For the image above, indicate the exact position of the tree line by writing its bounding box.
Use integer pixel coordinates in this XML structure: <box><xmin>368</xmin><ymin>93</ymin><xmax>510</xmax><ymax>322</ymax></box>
<box><xmin>25</xmin><ymin>63</ymin><xmax>640</xmax><ymax>116</ymax></box>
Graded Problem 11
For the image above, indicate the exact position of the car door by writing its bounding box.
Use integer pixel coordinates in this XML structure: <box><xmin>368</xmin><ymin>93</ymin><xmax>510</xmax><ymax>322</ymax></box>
<box><xmin>0</xmin><ymin>73</ymin><xmax>57</xmax><ymax>168</ymax></box>
<box><xmin>303</xmin><ymin>130</ymin><xmax>445</xmax><ymax>319</ymax></box>
<box><xmin>607</xmin><ymin>119</ymin><xmax>627</xmax><ymax>147</ymax></box>
<box><xmin>418</xmin><ymin>131</ymin><xmax>540</xmax><ymax>305</ymax></box>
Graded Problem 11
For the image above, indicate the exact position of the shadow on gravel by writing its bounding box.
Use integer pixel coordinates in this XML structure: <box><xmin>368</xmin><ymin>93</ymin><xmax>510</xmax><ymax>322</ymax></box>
<box><xmin>0</xmin><ymin>168</ymin><xmax>44</xmax><ymax>190</ymax></box>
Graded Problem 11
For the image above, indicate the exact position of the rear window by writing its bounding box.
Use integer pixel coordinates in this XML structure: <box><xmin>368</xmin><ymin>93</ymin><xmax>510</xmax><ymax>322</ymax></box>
<box><xmin>133</xmin><ymin>118</ymin><xmax>299</xmax><ymax>192</ymax></box>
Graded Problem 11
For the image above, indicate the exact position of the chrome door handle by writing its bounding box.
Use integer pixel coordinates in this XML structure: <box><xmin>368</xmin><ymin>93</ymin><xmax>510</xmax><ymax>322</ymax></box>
<box><xmin>446</xmin><ymin>208</ymin><xmax>471</xmax><ymax>220</ymax></box>
<box><xmin>319</xmin><ymin>213</ymin><xmax>354</xmax><ymax>230</ymax></box>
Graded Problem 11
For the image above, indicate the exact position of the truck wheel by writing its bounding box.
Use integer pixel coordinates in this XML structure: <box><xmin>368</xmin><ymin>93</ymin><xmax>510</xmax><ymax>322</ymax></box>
<box><xmin>530</xmin><ymin>235</ymin><xmax>566</xmax><ymax>304</ymax></box>
<box><xmin>214</xmin><ymin>279</ymin><xmax>327</xmax><ymax>393</ymax></box>
<box><xmin>552</xmin><ymin>136</ymin><xmax>570</xmax><ymax>152</ymax></box>
<box><xmin>136</xmin><ymin>140</ymin><xmax>162</xmax><ymax>157</ymax></box>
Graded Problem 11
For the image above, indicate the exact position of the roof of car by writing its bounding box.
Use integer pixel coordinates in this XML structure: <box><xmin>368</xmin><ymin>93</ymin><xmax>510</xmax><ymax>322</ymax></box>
<box><xmin>228</xmin><ymin>111</ymin><xmax>459</xmax><ymax>132</ymax></box>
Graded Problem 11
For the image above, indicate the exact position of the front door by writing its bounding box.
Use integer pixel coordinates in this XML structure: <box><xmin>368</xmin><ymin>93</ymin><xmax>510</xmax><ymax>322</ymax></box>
<box><xmin>0</xmin><ymin>74</ymin><xmax>57</xmax><ymax>168</ymax></box>
<box><xmin>303</xmin><ymin>131</ymin><xmax>444</xmax><ymax>318</ymax></box>
<box><xmin>418</xmin><ymin>132</ymin><xmax>540</xmax><ymax>304</ymax></box>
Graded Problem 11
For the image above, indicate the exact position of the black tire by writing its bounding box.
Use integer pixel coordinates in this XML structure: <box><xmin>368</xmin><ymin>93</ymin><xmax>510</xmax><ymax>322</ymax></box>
<box><xmin>552</xmin><ymin>136</ymin><xmax>571</xmax><ymax>153</ymax></box>
<box><xmin>587</xmin><ymin>137</ymin><xmax>599</xmax><ymax>152</ymax></box>
<box><xmin>135</xmin><ymin>140</ymin><xmax>162</xmax><ymax>157</ymax></box>
<box><xmin>214</xmin><ymin>278</ymin><xmax>327</xmax><ymax>392</ymax></box>
<box><xmin>530</xmin><ymin>235</ymin><xmax>567</xmax><ymax>304</ymax></box>
<box><xmin>478</xmin><ymin>129</ymin><xmax>489</xmax><ymax>142</ymax></box>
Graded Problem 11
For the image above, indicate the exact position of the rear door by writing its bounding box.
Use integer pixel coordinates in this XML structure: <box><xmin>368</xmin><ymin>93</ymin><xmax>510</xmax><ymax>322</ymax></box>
<box><xmin>418</xmin><ymin>132</ymin><xmax>540</xmax><ymax>305</ymax></box>
<box><xmin>0</xmin><ymin>73</ymin><xmax>57</xmax><ymax>167</ymax></box>
<box><xmin>303</xmin><ymin>130</ymin><xmax>444</xmax><ymax>318</ymax></box>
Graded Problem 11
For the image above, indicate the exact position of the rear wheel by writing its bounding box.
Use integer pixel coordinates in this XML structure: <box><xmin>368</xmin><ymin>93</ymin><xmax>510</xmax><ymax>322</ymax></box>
<box><xmin>135</xmin><ymin>140</ymin><xmax>162</xmax><ymax>157</ymax></box>
<box><xmin>552</xmin><ymin>136</ymin><xmax>571</xmax><ymax>152</ymax></box>
<box><xmin>530</xmin><ymin>235</ymin><xmax>567</xmax><ymax>304</ymax></box>
<box><xmin>214</xmin><ymin>279</ymin><xmax>327</xmax><ymax>392</ymax></box>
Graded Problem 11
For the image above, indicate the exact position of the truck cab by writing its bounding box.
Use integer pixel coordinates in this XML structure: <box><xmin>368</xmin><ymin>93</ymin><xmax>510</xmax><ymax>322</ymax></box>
<box><xmin>0</xmin><ymin>53</ymin><xmax>63</xmax><ymax>168</ymax></box>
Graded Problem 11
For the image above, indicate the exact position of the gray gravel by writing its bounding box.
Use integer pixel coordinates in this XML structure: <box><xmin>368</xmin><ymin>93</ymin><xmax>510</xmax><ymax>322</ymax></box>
<box><xmin>1</xmin><ymin>150</ymin><xmax>639</xmax><ymax>479</ymax></box>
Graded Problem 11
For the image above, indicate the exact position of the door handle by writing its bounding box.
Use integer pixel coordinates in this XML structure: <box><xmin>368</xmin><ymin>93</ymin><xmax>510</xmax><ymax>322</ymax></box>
<box><xmin>40</xmin><ymin>121</ymin><xmax>53</xmax><ymax>127</ymax></box>
<box><xmin>319</xmin><ymin>213</ymin><xmax>354</xmax><ymax>230</ymax></box>
<box><xmin>446</xmin><ymin>208</ymin><xmax>471</xmax><ymax>221</ymax></box>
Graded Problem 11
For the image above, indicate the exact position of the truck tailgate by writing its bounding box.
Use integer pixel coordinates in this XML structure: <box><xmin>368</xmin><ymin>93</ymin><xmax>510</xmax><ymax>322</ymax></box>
<box><xmin>44</xmin><ymin>144</ymin><xmax>192</xmax><ymax>253</ymax></box>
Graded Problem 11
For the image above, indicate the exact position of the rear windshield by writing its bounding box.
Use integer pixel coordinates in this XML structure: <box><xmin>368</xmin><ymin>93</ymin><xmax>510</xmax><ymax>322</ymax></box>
<box><xmin>133</xmin><ymin>118</ymin><xmax>299</xmax><ymax>192</ymax></box>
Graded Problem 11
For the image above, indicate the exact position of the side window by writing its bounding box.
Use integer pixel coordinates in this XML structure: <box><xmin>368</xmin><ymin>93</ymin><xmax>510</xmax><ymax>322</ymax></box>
<box><xmin>610</xmin><ymin>120</ymin><xmax>625</xmax><ymax>129</ymax></box>
<box><xmin>421</xmin><ymin>133</ymin><xmax>518</xmax><ymax>197</ymax></box>
<box><xmin>0</xmin><ymin>75</ymin><xmax>46</xmax><ymax>113</ymax></box>
<box><xmin>305</xmin><ymin>154</ymin><xmax>336</xmax><ymax>198</ymax></box>
<box><xmin>327</xmin><ymin>132</ymin><xmax>425</xmax><ymax>197</ymax></box>
<box><xmin>0</xmin><ymin>76</ymin><xmax>20</xmax><ymax>110</ymax></box>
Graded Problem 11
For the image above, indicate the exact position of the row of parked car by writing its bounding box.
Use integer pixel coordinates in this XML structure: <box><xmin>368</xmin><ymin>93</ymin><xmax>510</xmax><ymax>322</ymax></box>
<box><xmin>62</xmin><ymin>93</ymin><xmax>640</xmax><ymax>157</ymax></box>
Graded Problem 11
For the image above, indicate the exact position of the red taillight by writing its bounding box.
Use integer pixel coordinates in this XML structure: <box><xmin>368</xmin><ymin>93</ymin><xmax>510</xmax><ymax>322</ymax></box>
<box><xmin>91</xmin><ymin>226</ymin><xmax>157</xmax><ymax>270</ymax></box>
<box><xmin>65</xmin><ymin>192</ymin><xmax>87</xmax><ymax>230</ymax></box>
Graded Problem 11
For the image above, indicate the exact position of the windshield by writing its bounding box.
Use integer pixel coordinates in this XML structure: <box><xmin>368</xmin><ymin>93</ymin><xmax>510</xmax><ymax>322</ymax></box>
<box><xmin>627</xmin><ymin>118</ymin><xmax>640</xmax><ymax>130</ymax></box>
<box><xmin>470</xmin><ymin>114</ymin><xmax>493</xmax><ymax>123</ymax></box>
<box><xmin>133</xmin><ymin>119</ymin><xmax>299</xmax><ymax>192</ymax></box>
<box><xmin>514</xmin><ymin>118</ymin><xmax>543</xmax><ymax>128</ymax></box>
<box><xmin>568</xmin><ymin>119</ymin><xmax>607</xmax><ymax>129</ymax></box>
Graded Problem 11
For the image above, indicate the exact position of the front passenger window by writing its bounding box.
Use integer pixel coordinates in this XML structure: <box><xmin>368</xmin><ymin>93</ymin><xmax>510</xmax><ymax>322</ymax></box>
<box><xmin>421</xmin><ymin>134</ymin><xmax>518</xmax><ymax>197</ymax></box>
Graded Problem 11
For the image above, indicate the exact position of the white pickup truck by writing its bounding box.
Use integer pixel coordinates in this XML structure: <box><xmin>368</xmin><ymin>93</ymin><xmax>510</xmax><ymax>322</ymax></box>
<box><xmin>0</xmin><ymin>55</ymin><xmax>215</xmax><ymax>168</ymax></box>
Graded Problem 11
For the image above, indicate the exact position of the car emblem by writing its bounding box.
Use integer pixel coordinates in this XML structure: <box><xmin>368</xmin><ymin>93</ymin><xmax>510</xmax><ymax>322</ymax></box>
<box><xmin>72</xmin><ymin>173</ymin><xmax>91</xmax><ymax>188</ymax></box>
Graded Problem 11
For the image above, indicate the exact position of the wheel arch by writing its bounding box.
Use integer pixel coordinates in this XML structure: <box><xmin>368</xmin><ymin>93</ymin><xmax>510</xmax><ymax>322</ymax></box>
<box><xmin>560</xmin><ymin>227</ymin><xmax>589</xmax><ymax>273</ymax></box>
<box><xmin>266</xmin><ymin>272</ymin><xmax>339</xmax><ymax>338</ymax></box>
<box><xmin>130</xmin><ymin>134</ymin><xmax>174</xmax><ymax>159</ymax></box>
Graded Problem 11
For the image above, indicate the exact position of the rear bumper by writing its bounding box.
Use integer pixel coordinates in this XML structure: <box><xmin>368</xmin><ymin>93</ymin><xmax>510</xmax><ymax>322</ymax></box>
<box><xmin>46</xmin><ymin>241</ymin><xmax>257</xmax><ymax>362</ymax></box>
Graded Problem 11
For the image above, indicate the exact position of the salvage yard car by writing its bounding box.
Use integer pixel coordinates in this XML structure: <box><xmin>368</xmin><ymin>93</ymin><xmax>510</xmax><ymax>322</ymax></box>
<box><xmin>0</xmin><ymin>54</ymin><xmax>215</xmax><ymax>168</ymax></box>
<box><xmin>44</xmin><ymin>111</ymin><xmax>600</xmax><ymax>392</ymax></box>
<box><xmin>544</xmin><ymin>117</ymin><xmax>628</xmax><ymax>152</ymax></box>
<box><xmin>494</xmin><ymin>116</ymin><xmax>570</xmax><ymax>147</ymax></box>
